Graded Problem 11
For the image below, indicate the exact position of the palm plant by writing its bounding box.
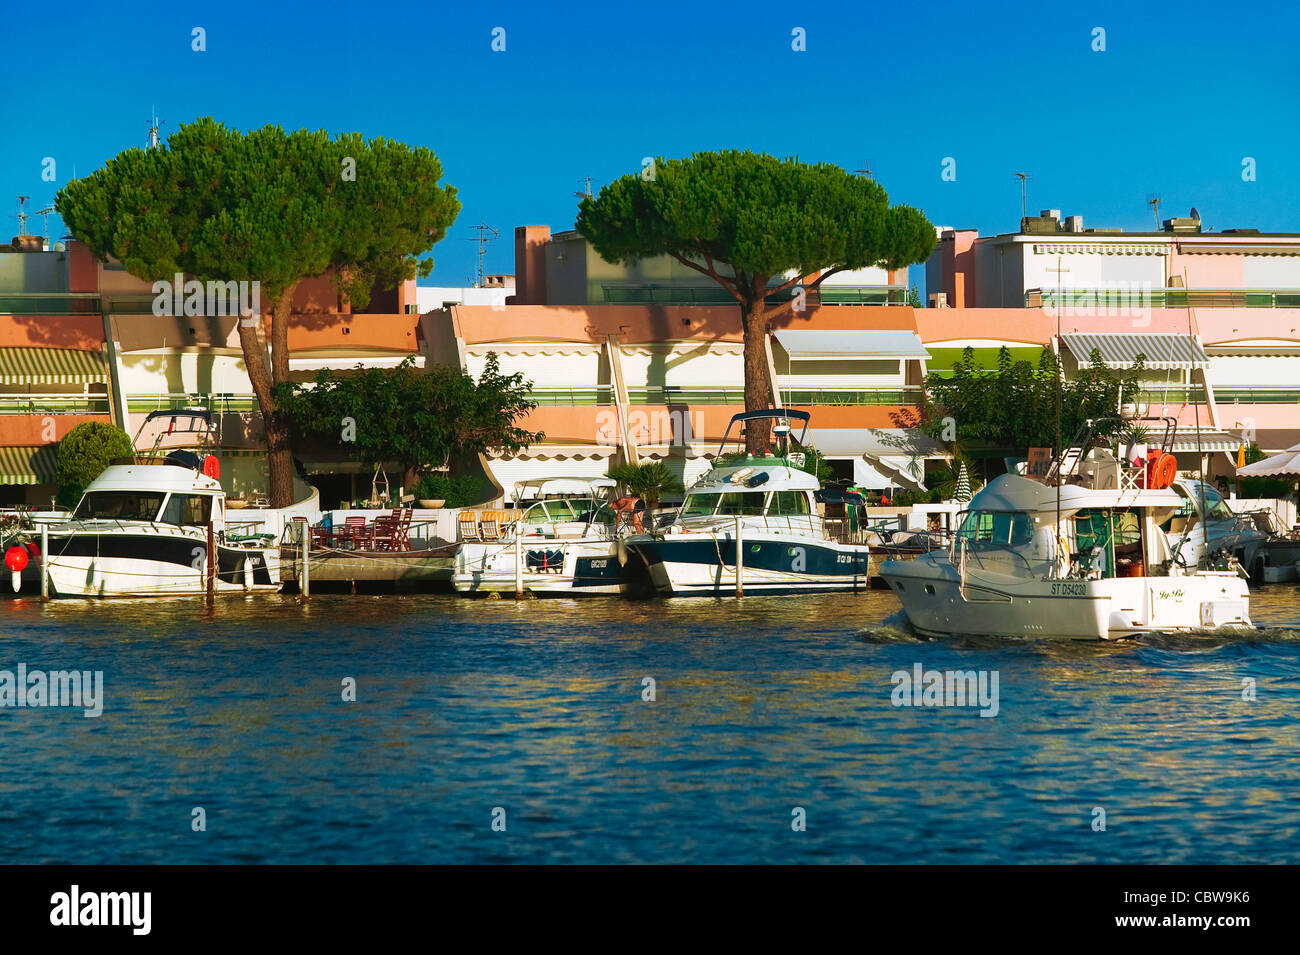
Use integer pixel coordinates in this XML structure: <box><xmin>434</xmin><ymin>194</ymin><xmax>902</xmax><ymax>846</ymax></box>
<box><xmin>605</xmin><ymin>461</ymin><xmax>685</xmax><ymax>507</ymax></box>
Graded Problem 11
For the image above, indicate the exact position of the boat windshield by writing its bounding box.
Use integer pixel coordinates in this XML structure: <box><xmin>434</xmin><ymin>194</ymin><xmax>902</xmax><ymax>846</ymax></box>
<box><xmin>956</xmin><ymin>510</ymin><xmax>1035</xmax><ymax>548</ymax></box>
<box><xmin>680</xmin><ymin>491</ymin><xmax>769</xmax><ymax>517</ymax></box>
<box><xmin>73</xmin><ymin>491</ymin><xmax>166</xmax><ymax>522</ymax></box>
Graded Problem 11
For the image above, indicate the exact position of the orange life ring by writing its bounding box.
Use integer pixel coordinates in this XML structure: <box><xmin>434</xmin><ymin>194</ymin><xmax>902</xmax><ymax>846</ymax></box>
<box><xmin>1148</xmin><ymin>452</ymin><xmax>1178</xmax><ymax>489</ymax></box>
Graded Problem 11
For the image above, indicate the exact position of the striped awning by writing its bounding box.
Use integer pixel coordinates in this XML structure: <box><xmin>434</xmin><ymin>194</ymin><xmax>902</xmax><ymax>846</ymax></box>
<box><xmin>1169</xmin><ymin>431</ymin><xmax>1242</xmax><ymax>454</ymax></box>
<box><xmin>0</xmin><ymin>445</ymin><xmax>57</xmax><ymax>485</ymax></box>
<box><xmin>1060</xmin><ymin>333</ymin><xmax>1208</xmax><ymax>370</ymax></box>
<box><xmin>0</xmin><ymin>347</ymin><xmax>111</xmax><ymax>385</ymax></box>
<box><xmin>773</xmin><ymin>330</ymin><xmax>930</xmax><ymax>360</ymax></box>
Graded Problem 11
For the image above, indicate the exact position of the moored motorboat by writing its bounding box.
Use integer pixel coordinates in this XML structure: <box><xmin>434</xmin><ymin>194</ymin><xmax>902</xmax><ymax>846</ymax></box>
<box><xmin>452</xmin><ymin>478</ymin><xmax>629</xmax><ymax>595</ymax></box>
<box><xmin>623</xmin><ymin>410</ymin><xmax>871</xmax><ymax>596</ymax></box>
<box><xmin>880</xmin><ymin>416</ymin><xmax>1252</xmax><ymax>639</ymax></box>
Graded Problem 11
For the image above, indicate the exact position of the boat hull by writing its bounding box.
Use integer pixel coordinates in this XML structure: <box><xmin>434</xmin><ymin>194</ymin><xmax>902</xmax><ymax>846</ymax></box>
<box><xmin>626</xmin><ymin>533</ymin><xmax>870</xmax><ymax>596</ymax></box>
<box><xmin>452</xmin><ymin>538</ymin><xmax>627</xmax><ymax>595</ymax></box>
<box><xmin>45</xmin><ymin>527</ymin><xmax>280</xmax><ymax>597</ymax></box>
<box><xmin>880</xmin><ymin>556</ymin><xmax>1251</xmax><ymax>640</ymax></box>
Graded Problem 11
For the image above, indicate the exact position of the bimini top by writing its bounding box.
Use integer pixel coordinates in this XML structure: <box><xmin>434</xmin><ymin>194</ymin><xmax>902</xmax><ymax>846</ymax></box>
<box><xmin>969</xmin><ymin>473</ymin><xmax>1184</xmax><ymax>515</ymax></box>
<box><xmin>84</xmin><ymin>463</ymin><xmax>223</xmax><ymax>496</ymax></box>
<box><xmin>511</xmin><ymin>477</ymin><xmax>616</xmax><ymax>500</ymax></box>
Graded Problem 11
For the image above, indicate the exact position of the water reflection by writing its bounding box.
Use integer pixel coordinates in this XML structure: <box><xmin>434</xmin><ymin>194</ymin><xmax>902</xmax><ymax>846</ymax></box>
<box><xmin>0</xmin><ymin>586</ymin><xmax>1297</xmax><ymax>862</ymax></box>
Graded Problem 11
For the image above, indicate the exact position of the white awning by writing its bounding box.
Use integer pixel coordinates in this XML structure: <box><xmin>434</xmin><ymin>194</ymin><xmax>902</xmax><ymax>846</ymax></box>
<box><xmin>1060</xmin><ymin>333</ymin><xmax>1208</xmax><ymax>369</ymax></box>
<box><xmin>803</xmin><ymin>428</ymin><xmax>947</xmax><ymax>458</ymax></box>
<box><xmin>772</xmin><ymin>329</ymin><xmax>930</xmax><ymax>360</ymax></box>
<box><xmin>1238</xmin><ymin>443</ymin><xmax>1300</xmax><ymax>476</ymax></box>
<box><xmin>289</xmin><ymin>355</ymin><xmax>424</xmax><ymax>371</ymax></box>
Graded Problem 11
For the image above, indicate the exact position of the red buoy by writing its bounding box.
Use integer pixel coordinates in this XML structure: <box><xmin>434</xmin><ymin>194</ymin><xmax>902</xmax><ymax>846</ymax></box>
<box><xmin>203</xmin><ymin>455</ymin><xmax>220</xmax><ymax>479</ymax></box>
<box><xmin>5</xmin><ymin>545</ymin><xmax>29</xmax><ymax>573</ymax></box>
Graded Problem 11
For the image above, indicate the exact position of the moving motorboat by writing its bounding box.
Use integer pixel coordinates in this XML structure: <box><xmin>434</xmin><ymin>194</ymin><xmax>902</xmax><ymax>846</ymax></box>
<box><xmin>622</xmin><ymin>410</ymin><xmax>871</xmax><ymax>596</ymax></box>
<box><xmin>880</xmin><ymin>416</ymin><xmax>1252</xmax><ymax>639</ymax></box>
<box><xmin>452</xmin><ymin>477</ymin><xmax>629</xmax><ymax>595</ymax></box>
<box><xmin>41</xmin><ymin>409</ymin><xmax>282</xmax><ymax>597</ymax></box>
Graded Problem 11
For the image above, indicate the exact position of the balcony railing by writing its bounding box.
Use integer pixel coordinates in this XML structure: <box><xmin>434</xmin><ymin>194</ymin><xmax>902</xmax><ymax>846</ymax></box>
<box><xmin>624</xmin><ymin>387</ymin><xmax>923</xmax><ymax>405</ymax></box>
<box><xmin>126</xmin><ymin>393</ymin><xmax>260</xmax><ymax>414</ymax></box>
<box><xmin>527</xmin><ymin>387</ymin><xmax>614</xmax><ymax>406</ymax></box>
<box><xmin>1215</xmin><ymin>388</ymin><xmax>1300</xmax><ymax>404</ymax></box>
<box><xmin>0</xmin><ymin>293</ymin><xmax>104</xmax><ymax>315</ymax></box>
<box><xmin>1028</xmin><ymin>288</ymin><xmax>1300</xmax><ymax>309</ymax></box>
<box><xmin>0</xmin><ymin>394</ymin><xmax>111</xmax><ymax>414</ymax></box>
<box><xmin>599</xmin><ymin>284</ymin><xmax>909</xmax><ymax>306</ymax></box>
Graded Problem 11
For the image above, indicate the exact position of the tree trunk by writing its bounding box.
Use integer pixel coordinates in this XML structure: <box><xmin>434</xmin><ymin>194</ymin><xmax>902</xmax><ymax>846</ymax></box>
<box><xmin>741</xmin><ymin>303</ymin><xmax>773</xmax><ymax>455</ymax></box>
<box><xmin>236</xmin><ymin>286</ymin><xmax>299</xmax><ymax>509</ymax></box>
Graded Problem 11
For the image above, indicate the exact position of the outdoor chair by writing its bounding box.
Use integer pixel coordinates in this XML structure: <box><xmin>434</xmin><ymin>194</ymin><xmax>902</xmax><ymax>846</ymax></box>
<box><xmin>458</xmin><ymin>512</ymin><xmax>480</xmax><ymax>541</ymax></box>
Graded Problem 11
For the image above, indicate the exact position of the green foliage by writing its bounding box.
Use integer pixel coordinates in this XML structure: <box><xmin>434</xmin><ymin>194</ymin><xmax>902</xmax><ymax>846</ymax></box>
<box><xmin>605</xmin><ymin>460</ymin><xmax>685</xmax><ymax>506</ymax></box>
<box><xmin>55</xmin><ymin>422</ymin><xmax>133</xmax><ymax>507</ymax></box>
<box><xmin>922</xmin><ymin>346</ymin><xmax>1143</xmax><ymax>457</ymax></box>
<box><xmin>577</xmin><ymin>151</ymin><xmax>935</xmax><ymax>288</ymax></box>
<box><xmin>414</xmin><ymin>472</ymin><xmax>485</xmax><ymax>508</ymax></box>
<box><xmin>275</xmin><ymin>354</ymin><xmax>542</xmax><ymax>476</ymax></box>
<box><xmin>908</xmin><ymin>285</ymin><xmax>922</xmax><ymax>307</ymax></box>
<box><xmin>56</xmin><ymin>118</ymin><xmax>461</xmax><ymax>304</ymax></box>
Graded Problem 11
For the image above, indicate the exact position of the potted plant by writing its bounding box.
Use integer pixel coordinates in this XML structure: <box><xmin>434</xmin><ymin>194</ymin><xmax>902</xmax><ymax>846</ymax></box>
<box><xmin>1120</xmin><ymin>424</ymin><xmax>1150</xmax><ymax>468</ymax></box>
<box><xmin>415</xmin><ymin>472</ymin><xmax>451</xmax><ymax>509</ymax></box>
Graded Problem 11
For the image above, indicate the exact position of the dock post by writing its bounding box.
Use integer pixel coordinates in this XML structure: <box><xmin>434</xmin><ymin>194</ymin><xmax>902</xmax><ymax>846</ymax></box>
<box><xmin>735</xmin><ymin>516</ymin><xmax>744</xmax><ymax>597</ymax></box>
<box><xmin>40</xmin><ymin>523</ymin><xmax>48</xmax><ymax>601</ymax></box>
<box><xmin>206</xmin><ymin>521</ymin><xmax>215</xmax><ymax>606</ymax></box>
<box><xmin>514</xmin><ymin>525</ymin><xmax>523</xmax><ymax>598</ymax></box>
<box><xmin>301</xmin><ymin>522</ymin><xmax>310</xmax><ymax>599</ymax></box>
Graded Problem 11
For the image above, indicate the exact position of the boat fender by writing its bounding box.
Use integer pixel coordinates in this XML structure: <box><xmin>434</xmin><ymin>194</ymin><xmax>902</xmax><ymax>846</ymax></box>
<box><xmin>617</xmin><ymin>538</ymin><xmax>628</xmax><ymax>566</ymax></box>
<box><xmin>242</xmin><ymin>557</ymin><xmax>254</xmax><ymax>591</ymax></box>
<box><xmin>203</xmin><ymin>455</ymin><xmax>221</xmax><ymax>479</ymax></box>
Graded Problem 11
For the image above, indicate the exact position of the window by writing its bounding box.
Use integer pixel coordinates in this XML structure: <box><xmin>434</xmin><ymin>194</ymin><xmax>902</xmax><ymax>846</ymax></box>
<box><xmin>771</xmin><ymin>490</ymin><xmax>811</xmax><ymax>516</ymax></box>
<box><xmin>716</xmin><ymin>491</ymin><xmax>767</xmax><ymax>516</ymax></box>
<box><xmin>957</xmin><ymin>510</ymin><xmax>1034</xmax><ymax>547</ymax></box>
<box><xmin>680</xmin><ymin>494</ymin><xmax>719</xmax><ymax>518</ymax></box>
<box><xmin>74</xmin><ymin>491</ymin><xmax>165</xmax><ymax>522</ymax></box>
<box><xmin>159</xmin><ymin>494</ymin><xmax>213</xmax><ymax>526</ymax></box>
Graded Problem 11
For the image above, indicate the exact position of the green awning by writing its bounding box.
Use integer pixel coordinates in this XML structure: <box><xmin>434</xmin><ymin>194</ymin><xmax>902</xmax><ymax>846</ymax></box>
<box><xmin>0</xmin><ymin>445</ymin><xmax>57</xmax><ymax>485</ymax></box>
<box><xmin>0</xmin><ymin>347</ymin><xmax>111</xmax><ymax>385</ymax></box>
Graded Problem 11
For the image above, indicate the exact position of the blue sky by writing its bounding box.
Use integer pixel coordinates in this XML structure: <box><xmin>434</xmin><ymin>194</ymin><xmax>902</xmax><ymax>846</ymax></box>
<box><xmin>3</xmin><ymin>0</ymin><xmax>1297</xmax><ymax>292</ymax></box>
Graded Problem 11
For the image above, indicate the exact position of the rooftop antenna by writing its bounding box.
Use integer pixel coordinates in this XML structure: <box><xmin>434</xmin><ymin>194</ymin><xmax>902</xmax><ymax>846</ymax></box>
<box><xmin>466</xmin><ymin>223</ymin><xmax>498</xmax><ymax>288</ymax></box>
<box><xmin>36</xmin><ymin>205</ymin><xmax>55</xmax><ymax>243</ymax></box>
<box><xmin>575</xmin><ymin>177</ymin><xmax>596</xmax><ymax>200</ymax></box>
<box><xmin>146</xmin><ymin>108</ymin><xmax>164</xmax><ymax>150</ymax></box>
<box><xmin>1013</xmin><ymin>172</ymin><xmax>1032</xmax><ymax>221</ymax></box>
<box><xmin>854</xmin><ymin>159</ymin><xmax>874</xmax><ymax>179</ymax></box>
<box><xmin>14</xmin><ymin>196</ymin><xmax>29</xmax><ymax>236</ymax></box>
<box><xmin>1147</xmin><ymin>194</ymin><xmax>1162</xmax><ymax>230</ymax></box>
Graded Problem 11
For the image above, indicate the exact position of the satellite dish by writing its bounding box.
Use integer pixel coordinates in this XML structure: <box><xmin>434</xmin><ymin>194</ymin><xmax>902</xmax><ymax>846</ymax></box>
<box><xmin>1191</xmin><ymin>207</ymin><xmax>1201</xmax><ymax>222</ymax></box>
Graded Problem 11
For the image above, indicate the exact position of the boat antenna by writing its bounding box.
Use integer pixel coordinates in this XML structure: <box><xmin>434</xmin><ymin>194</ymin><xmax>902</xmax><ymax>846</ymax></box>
<box><xmin>1183</xmin><ymin>265</ymin><xmax>1207</xmax><ymax>566</ymax></box>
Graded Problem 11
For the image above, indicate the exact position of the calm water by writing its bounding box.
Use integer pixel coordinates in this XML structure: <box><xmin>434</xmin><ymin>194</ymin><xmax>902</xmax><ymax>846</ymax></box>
<box><xmin>1</xmin><ymin>586</ymin><xmax>1298</xmax><ymax>864</ymax></box>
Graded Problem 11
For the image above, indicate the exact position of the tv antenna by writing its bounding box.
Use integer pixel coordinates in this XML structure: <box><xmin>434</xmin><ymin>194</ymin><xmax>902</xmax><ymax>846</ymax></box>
<box><xmin>1147</xmin><ymin>194</ymin><xmax>1162</xmax><ymax>230</ymax></box>
<box><xmin>14</xmin><ymin>196</ymin><xmax>29</xmax><ymax>236</ymax></box>
<box><xmin>575</xmin><ymin>176</ymin><xmax>597</xmax><ymax>200</ymax></box>
<box><xmin>854</xmin><ymin>159</ymin><xmax>874</xmax><ymax>179</ymax></box>
<box><xmin>35</xmin><ymin>205</ymin><xmax>56</xmax><ymax>242</ymax></box>
<box><xmin>146</xmin><ymin>108</ymin><xmax>164</xmax><ymax>150</ymax></box>
<box><xmin>1013</xmin><ymin>172</ymin><xmax>1032</xmax><ymax>220</ymax></box>
<box><xmin>466</xmin><ymin>223</ymin><xmax>499</xmax><ymax>288</ymax></box>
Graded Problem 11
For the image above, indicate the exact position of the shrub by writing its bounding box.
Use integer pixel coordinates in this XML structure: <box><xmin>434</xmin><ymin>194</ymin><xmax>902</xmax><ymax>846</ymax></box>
<box><xmin>55</xmin><ymin>422</ymin><xmax>133</xmax><ymax>507</ymax></box>
<box><xmin>414</xmin><ymin>472</ymin><xmax>484</xmax><ymax>508</ymax></box>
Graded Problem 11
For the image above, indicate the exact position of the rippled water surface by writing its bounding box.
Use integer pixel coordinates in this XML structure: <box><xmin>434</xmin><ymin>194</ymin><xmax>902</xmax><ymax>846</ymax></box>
<box><xmin>1</xmin><ymin>586</ymin><xmax>1298</xmax><ymax>863</ymax></box>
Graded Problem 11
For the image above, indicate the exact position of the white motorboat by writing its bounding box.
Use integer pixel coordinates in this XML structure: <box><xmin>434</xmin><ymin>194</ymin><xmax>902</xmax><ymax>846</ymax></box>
<box><xmin>880</xmin><ymin>416</ymin><xmax>1252</xmax><ymax>639</ymax></box>
<box><xmin>623</xmin><ymin>410</ymin><xmax>871</xmax><ymax>596</ymax></box>
<box><xmin>41</xmin><ymin>409</ymin><xmax>282</xmax><ymax>597</ymax></box>
<box><xmin>452</xmin><ymin>477</ymin><xmax>629</xmax><ymax>596</ymax></box>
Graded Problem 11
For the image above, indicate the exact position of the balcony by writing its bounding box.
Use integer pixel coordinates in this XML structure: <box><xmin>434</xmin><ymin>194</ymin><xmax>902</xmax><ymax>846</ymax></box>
<box><xmin>1029</xmin><ymin>288</ymin><xmax>1300</xmax><ymax>309</ymax></box>
<box><xmin>526</xmin><ymin>387</ymin><xmax>614</xmax><ymax>406</ymax></box>
<box><xmin>626</xmin><ymin>386</ymin><xmax>924</xmax><ymax>405</ymax></box>
<box><xmin>0</xmin><ymin>394</ymin><xmax>111</xmax><ymax>414</ymax></box>
<box><xmin>600</xmin><ymin>284</ymin><xmax>908</xmax><ymax>306</ymax></box>
<box><xmin>126</xmin><ymin>393</ymin><xmax>260</xmax><ymax>414</ymax></box>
